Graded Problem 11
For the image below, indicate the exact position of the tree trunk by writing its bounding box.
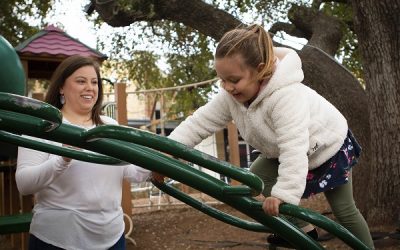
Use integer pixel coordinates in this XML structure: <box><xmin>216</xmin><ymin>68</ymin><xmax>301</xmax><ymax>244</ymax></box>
<box><xmin>298</xmin><ymin>46</ymin><xmax>371</xmax><ymax>212</ymax></box>
<box><xmin>351</xmin><ymin>0</ymin><xmax>400</xmax><ymax>225</ymax></box>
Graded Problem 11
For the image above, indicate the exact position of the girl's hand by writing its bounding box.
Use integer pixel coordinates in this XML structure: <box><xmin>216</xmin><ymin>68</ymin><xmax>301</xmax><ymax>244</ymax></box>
<box><xmin>262</xmin><ymin>196</ymin><xmax>283</xmax><ymax>216</ymax></box>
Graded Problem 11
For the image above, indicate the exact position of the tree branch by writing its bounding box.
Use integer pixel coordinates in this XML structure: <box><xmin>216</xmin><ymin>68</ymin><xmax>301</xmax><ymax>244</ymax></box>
<box><xmin>288</xmin><ymin>5</ymin><xmax>343</xmax><ymax>55</ymax></box>
<box><xmin>92</xmin><ymin>0</ymin><xmax>242</xmax><ymax>41</ymax></box>
<box><xmin>270</xmin><ymin>22</ymin><xmax>310</xmax><ymax>39</ymax></box>
<box><xmin>92</xmin><ymin>0</ymin><xmax>344</xmax><ymax>56</ymax></box>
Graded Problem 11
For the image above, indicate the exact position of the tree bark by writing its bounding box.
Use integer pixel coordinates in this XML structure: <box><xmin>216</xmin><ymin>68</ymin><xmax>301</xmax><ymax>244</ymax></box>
<box><xmin>287</xmin><ymin>5</ymin><xmax>344</xmax><ymax>56</ymax></box>
<box><xmin>351</xmin><ymin>0</ymin><xmax>400</xmax><ymax>225</ymax></box>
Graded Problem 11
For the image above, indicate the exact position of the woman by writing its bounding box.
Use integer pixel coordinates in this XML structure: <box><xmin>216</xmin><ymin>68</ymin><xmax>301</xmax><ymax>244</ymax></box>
<box><xmin>16</xmin><ymin>55</ymin><xmax>151</xmax><ymax>250</ymax></box>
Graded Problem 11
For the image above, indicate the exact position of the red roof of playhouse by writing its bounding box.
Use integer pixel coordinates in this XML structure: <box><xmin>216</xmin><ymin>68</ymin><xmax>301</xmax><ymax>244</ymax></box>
<box><xmin>15</xmin><ymin>25</ymin><xmax>107</xmax><ymax>61</ymax></box>
<box><xmin>15</xmin><ymin>25</ymin><xmax>107</xmax><ymax>79</ymax></box>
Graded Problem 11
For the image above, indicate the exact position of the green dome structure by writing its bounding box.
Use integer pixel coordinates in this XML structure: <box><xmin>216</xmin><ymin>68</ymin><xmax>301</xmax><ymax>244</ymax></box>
<box><xmin>0</xmin><ymin>36</ymin><xmax>26</xmax><ymax>95</ymax></box>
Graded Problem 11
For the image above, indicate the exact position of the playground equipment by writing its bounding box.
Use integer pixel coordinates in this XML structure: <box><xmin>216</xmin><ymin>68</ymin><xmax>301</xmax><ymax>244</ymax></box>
<box><xmin>0</xmin><ymin>93</ymin><xmax>371</xmax><ymax>250</ymax></box>
<box><xmin>0</xmin><ymin>36</ymin><xmax>370</xmax><ymax>249</ymax></box>
<box><xmin>0</xmin><ymin>35</ymin><xmax>26</xmax><ymax>160</ymax></box>
<box><xmin>0</xmin><ymin>36</ymin><xmax>26</xmax><ymax>95</ymax></box>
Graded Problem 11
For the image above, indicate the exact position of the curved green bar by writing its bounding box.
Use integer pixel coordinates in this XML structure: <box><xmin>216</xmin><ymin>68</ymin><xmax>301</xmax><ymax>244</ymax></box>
<box><xmin>0</xmin><ymin>130</ymin><xmax>124</xmax><ymax>165</ymax></box>
<box><xmin>0</xmin><ymin>213</ymin><xmax>32</xmax><ymax>234</ymax></box>
<box><xmin>155</xmin><ymin>180</ymin><xmax>368</xmax><ymax>249</ymax></box>
<box><xmin>279</xmin><ymin>203</ymin><xmax>369</xmax><ymax>249</ymax></box>
<box><xmin>153</xmin><ymin>180</ymin><xmax>270</xmax><ymax>232</ymax></box>
<box><xmin>221</xmin><ymin>185</ymin><xmax>254</xmax><ymax>196</ymax></box>
<box><xmin>82</xmin><ymin>125</ymin><xmax>263</xmax><ymax>195</ymax></box>
<box><xmin>152</xmin><ymin>181</ymin><xmax>322</xmax><ymax>249</ymax></box>
<box><xmin>0</xmin><ymin>93</ymin><xmax>62</xmax><ymax>131</ymax></box>
<box><xmin>244</xmin><ymin>200</ymin><xmax>369</xmax><ymax>249</ymax></box>
<box><xmin>0</xmin><ymin>36</ymin><xmax>25</xmax><ymax>95</ymax></box>
<box><xmin>0</xmin><ymin>110</ymin><xmax>232</xmax><ymax>197</ymax></box>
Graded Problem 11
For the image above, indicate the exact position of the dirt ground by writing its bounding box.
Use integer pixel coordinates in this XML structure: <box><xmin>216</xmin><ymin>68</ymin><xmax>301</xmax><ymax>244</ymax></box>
<box><xmin>1</xmin><ymin>191</ymin><xmax>397</xmax><ymax>250</ymax></box>
<box><xmin>127</xmin><ymin>192</ymin><xmax>399</xmax><ymax>250</ymax></box>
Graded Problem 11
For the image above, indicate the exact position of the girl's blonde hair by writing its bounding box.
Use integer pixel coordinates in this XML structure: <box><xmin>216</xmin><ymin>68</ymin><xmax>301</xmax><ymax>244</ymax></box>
<box><xmin>215</xmin><ymin>24</ymin><xmax>275</xmax><ymax>81</ymax></box>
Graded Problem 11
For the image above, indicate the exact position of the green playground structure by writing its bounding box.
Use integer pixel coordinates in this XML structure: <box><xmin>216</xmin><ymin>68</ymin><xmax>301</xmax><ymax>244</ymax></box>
<box><xmin>0</xmin><ymin>93</ymin><xmax>370</xmax><ymax>250</ymax></box>
<box><xmin>0</xmin><ymin>35</ymin><xmax>370</xmax><ymax>249</ymax></box>
<box><xmin>0</xmin><ymin>36</ymin><xmax>26</xmax><ymax>95</ymax></box>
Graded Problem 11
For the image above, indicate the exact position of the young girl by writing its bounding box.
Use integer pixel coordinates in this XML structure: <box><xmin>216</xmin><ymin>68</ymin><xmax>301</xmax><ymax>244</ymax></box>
<box><xmin>168</xmin><ymin>24</ymin><xmax>374</xmax><ymax>248</ymax></box>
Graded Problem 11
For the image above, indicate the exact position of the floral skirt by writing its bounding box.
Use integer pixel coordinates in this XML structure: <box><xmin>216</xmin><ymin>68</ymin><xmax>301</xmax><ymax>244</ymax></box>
<box><xmin>302</xmin><ymin>130</ymin><xmax>361</xmax><ymax>198</ymax></box>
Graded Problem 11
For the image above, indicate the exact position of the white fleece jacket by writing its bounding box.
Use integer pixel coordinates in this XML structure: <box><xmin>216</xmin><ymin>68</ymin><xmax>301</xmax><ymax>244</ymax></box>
<box><xmin>169</xmin><ymin>47</ymin><xmax>348</xmax><ymax>205</ymax></box>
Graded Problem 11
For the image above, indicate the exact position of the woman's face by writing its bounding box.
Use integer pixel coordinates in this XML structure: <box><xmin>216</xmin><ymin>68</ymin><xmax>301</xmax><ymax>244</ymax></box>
<box><xmin>215</xmin><ymin>54</ymin><xmax>261</xmax><ymax>104</ymax></box>
<box><xmin>60</xmin><ymin>65</ymin><xmax>99</xmax><ymax>114</ymax></box>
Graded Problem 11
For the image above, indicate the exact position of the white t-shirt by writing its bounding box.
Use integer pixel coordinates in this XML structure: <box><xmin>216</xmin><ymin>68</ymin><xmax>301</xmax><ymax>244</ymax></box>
<box><xmin>16</xmin><ymin>116</ymin><xmax>150</xmax><ymax>250</ymax></box>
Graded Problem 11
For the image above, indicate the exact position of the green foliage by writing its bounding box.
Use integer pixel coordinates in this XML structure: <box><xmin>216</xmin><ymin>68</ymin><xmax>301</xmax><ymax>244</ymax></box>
<box><xmin>0</xmin><ymin>0</ymin><xmax>52</xmax><ymax>46</ymax></box>
<box><xmin>93</xmin><ymin>0</ymin><xmax>363</xmax><ymax>117</ymax></box>
<box><xmin>2</xmin><ymin>0</ymin><xmax>364</xmax><ymax>111</ymax></box>
<box><xmin>163</xmin><ymin>29</ymin><xmax>216</xmax><ymax>117</ymax></box>
<box><xmin>126</xmin><ymin>51</ymin><xmax>164</xmax><ymax>90</ymax></box>
<box><xmin>92</xmin><ymin>1</ymin><xmax>296</xmax><ymax>118</ymax></box>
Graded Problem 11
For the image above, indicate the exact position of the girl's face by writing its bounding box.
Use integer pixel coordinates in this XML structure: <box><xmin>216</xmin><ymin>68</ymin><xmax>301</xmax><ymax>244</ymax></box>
<box><xmin>215</xmin><ymin>54</ymin><xmax>261</xmax><ymax>104</ymax></box>
<box><xmin>60</xmin><ymin>65</ymin><xmax>99</xmax><ymax>114</ymax></box>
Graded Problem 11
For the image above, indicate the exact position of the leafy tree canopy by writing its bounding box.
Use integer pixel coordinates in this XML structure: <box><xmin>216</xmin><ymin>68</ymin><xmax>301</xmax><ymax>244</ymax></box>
<box><xmin>2</xmin><ymin>0</ymin><xmax>361</xmax><ymax>116</ymax></box>
<box><xmin>88</xmin><ymin>0</ymin><xmax>361</xmax><ymax>117</ymax></box>
<box><xmin>0</xmin><ymin>0</ymin><xmax>51</xmax><ymax>46</ymax></box>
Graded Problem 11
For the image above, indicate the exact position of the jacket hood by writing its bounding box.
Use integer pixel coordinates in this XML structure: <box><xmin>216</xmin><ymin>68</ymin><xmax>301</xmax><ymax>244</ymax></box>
<box><xmin>250</xmin><ymin>47</ymin><xmax>304</xmax><ymax>107</ymax></box>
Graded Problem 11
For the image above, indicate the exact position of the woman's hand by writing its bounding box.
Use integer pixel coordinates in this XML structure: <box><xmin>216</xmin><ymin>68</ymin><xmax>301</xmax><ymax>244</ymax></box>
<box><xmin>151</xmin><ymin>172</ymin><xmax>165</xmax><ymax>183</ymax></box>
<box><xmin>262</xmin><ymin>196</ymin><xmax>283</xmax><ymax>216</ymax></box>
<box><xmin>62</xmin><ymin>156</ymin><xmax>72</xmax><ymax>162</ymax></box>
<box><xmin>61</xmin><ymin>144</ymin><xmax>81</xmax><ymax>163</ymax></box>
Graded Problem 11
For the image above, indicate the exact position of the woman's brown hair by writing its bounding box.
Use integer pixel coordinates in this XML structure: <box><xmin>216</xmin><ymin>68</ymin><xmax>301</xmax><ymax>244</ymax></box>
<box><xmin>45</xmin><ymin>55</ymin><xmax>104</xmax><ymax>125</ymax></box>
<box><xmin>215</xmin><ymin>24</ymin><xmax>275</xmax><ymax>81</ymax></box>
